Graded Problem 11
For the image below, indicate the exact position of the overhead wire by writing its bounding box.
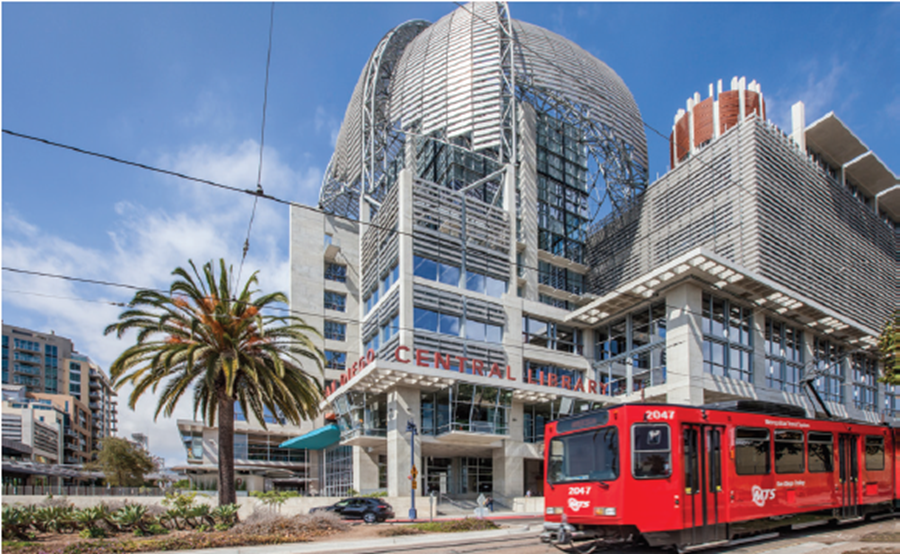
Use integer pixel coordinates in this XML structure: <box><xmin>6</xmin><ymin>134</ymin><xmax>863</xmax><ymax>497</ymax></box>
<box><xmin>239</xmin><ymin>1</ymin><xmax>276</xmax><ymax>288</ymax></box>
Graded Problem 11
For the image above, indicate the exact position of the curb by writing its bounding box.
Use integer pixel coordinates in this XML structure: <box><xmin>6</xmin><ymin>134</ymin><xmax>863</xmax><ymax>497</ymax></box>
<box><xmin>142</xmin><ymin>525</ymin><xmax>540</xmax><ymax>554</ymax></box>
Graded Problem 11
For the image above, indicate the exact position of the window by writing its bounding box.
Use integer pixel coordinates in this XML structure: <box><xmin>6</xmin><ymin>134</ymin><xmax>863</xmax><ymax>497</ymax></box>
<box><xmin>538</xmin><ymin>261</ymin><xmax>584</xmax><ymax>295</ymax></box>
<box><xmin>522</xmin><ymin>316</ymin><xmax>582</xmax><ymax>354</ymax></box>
<box><xmin>465</xmin><ymin>320</ymin><xmax>503</xmax><ymax>344</ymax></box>
<box><xmin>765</xmin><ymin>318</ymin><xmax>804</xmax><ymax>393</ymax></box>
<box><xmin>774</xmin><ymin>430</ymin><xmax>804</xmax><ymax>474</ymax></box>
<box><xmin>414</xmin><ymin>308</ymin><xmax>459</xmax><ymax>337</ymax></box>
<box><xmin>865</xmin><ymin>436</ymin><xmax>885</xmax><ymax>471</ymax></box>
<box><xmin>735</xmin><ymin>428</ymin><xmax>770</xmax><ymax>475</ymax></box>
<box><xmin>525</xmin><ymin>361</ymin><xmax>584</xmax><ymax>388</ymax></box>
<box><xmin>632</xmin><ymin>424</ymin><xmax>671</xmax><ymax>479</ymax></box>
<box><xmin>325</xmin><ymin>351</ymin><xmax>346</xmax><ymax>371</ymax></box>
<box><xmin>702</xmin><ymin>293</ymin><xmax>752</xmax><ymax>382</ymax></box>
<box><xmin>807</xmin><ymin>432</ymin><xmax>833</xmax><ymax>473</ymax></box>
<box><xmin>413</xmin><ymin>255</ymin><xmax>505</xmax><ymax>298</ymax></box>
<box><xmin>324</xmin><ymin>263</ymin><xmax>347</xmax><ymax>283</ymax></box>
<box><xmin>324</xmin><ymin>321</ymin><xmax>346</xmax><ymax>341</ymax></box>
<box><xmin>813</xmin><ymin>337</ymin><xmax>844</xmax><ymax>404</ymax></box>
<box><xmin>886</xmin><ymin>385</ymin><xmax>900</xmax><ymax>417</ymax></box>
<box><xmin>548</xmin><ymin>427</ymin><xmax>618</xmax><ymax>484</ymax></box>
<box><xmin>852</xmin><ymin>355</ymin><xmax>878</xmax><ymax>412</ymax></box>
<box><xmin>324</xmin><ymin>291</ymin><xmax>346</xmax><ymax>312</ymax></box>
<box><xmin>535</xmin><ymin>113</ymin><xmax>589</xmax><ymax>265</ymax></box>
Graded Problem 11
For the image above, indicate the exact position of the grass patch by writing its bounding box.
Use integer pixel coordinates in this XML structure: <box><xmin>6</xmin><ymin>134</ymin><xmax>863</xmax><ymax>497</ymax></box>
<box><xmin>378</xmin><ymin>526</ymin><xmax>425</xmax><ymax>537</ymax></box>
<box><xmin>861</xmin><ymin>533</ymin><xmax>900</xmax><ymax>543</ymax></box>
<box><xmin>410</xmin><ymin>518</ymin><xmax>500</xmax><ymax>533</ymax></box>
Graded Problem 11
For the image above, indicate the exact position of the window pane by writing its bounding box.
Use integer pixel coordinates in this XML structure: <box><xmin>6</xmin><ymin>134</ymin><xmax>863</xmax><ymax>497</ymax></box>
<box><xmin>774</xmin><ymin>430</ymin><xmax>804</xmax><ymax>474</ymax></box>
<box><xmin>414</xmin><ymin>308</ymin><xmax>438</xmax><ymax>332</ymax></box>
<box><xmin>466</xmin><ymin>271</ymin><xmax>485</xmax><ymax>294</ymax></box>
<box><xmin>485</xmin><ymin>324</ymin><xmax>502</xmax><ymax>344</ymax></box>
<box><xmin>466</xmin><ymin>320</ymin><xmax>486</xmax><ymax>341</ymax></box>
<box><xmin>865</xmin><ymin>436</ymin><xmax>885</xmax><ymax>471</ymax></box>
<box><xmin>807</xmin><ymin>432</ymin><xmax>833</xmax><ymax>473</ymax></box>
<box><xmin>438</xmin><ymin>263</ymin><xmax>460</xmax><ymax>286</ymax></box>
<box><xmin>439</xmin><ymin>313</ymin><xmax>460</xmax><ymax>336</ymax></box>
<box><xmin>414</xmin><ymin>256</ymin><xmax>437</xmax><ymax>280</ymax></box>
<box><xmin>735</xmin><ymin>428</ymin><xmax>770</xmax><ymax>475</ymax></box>
<box><xmin>485</xmin><ymin>277</ymin><xmax>506</xmax><ymax>298</ymax></box>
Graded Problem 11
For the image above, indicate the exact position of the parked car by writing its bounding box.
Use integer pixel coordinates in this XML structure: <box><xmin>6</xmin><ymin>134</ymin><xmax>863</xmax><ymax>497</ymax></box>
<box><xmin>310</xmin><ymin>497</ymin><xmax>395</xmax><ymax>523</ymax></box>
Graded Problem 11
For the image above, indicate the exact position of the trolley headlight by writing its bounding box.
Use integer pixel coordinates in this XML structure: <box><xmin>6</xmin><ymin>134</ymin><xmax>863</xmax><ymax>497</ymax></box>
<box><xmin>546</xmin><ymin>507</ymin><xmax>563</xmax><ymax>515</ymax></box>
<box><xmin>594</xmin><ymin>507</ymin><xmax>616</xmax><ymax>516</ymax></box>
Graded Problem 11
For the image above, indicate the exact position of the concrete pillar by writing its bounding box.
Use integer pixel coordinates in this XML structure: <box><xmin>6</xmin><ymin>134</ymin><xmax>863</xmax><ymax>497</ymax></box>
<box><xmin>387</xmin><ymin>386</ymin><xmax>421</xmax><ymax>497</ymax></box>
<box><xmin>397</xmin><ymin>169</ymin><xmax>415</xmax><ymax>354</ymax></box>
<box><xmin>492</xmin><ymin>440</ymin><xmax>524</xmax><ymax>500</ymax></box>
<box><xmin>752</xmin><ymin>308</ymin><xmax>767</xmax><ymax>390</ymax></box>
<box><xmin>791</xmin><ymin>102</ymin><xmax>806</xmax><ymax>153</ymax></box>
<box><xmin>665</xmin><ymin>283</ymin><xmax>705</xmax><ymax>405</ymax></box>
<box><xmin>353</xmin><ymin>446</ymin><xmax>380</xmax><ymax>493</ymax></box>
<box><xmin>307</xmin><ymin>449</ymin><xmax>322</xmax><ymax>496</ymax></box>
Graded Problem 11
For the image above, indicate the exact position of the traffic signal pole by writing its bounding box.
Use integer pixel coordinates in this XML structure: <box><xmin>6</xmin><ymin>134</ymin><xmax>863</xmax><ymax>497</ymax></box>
<box><xmin>406</xmin><ymin>420</ymin><xmax>418</xmax><ymax>520</ymax></box>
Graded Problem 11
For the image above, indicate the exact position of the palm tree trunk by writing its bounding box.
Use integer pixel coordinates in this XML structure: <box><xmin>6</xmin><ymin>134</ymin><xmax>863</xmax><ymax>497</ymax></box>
<box><xmin>217</xmin><ymin>392</ymin><xmax>237</xmax><ymax>506</ymax></box>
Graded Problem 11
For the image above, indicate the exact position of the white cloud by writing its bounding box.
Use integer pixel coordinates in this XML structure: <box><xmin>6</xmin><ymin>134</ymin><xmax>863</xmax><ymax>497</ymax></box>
<box><xmin>769</xmin><ymin>59</ymin><xmax>847</xmax><ymax>130</ymax></box>
<box><xmin>2</xmin><ymin>140</ymin><xmax>321</xmax><ymax>468</ymax></box>
<box><xmin>314</xmin><ymin>106</ymin><xmax>341</xmax><ymax>149</ymax></box>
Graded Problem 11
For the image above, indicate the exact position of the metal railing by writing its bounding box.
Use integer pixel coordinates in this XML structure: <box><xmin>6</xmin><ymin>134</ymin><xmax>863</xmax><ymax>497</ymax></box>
<box><xmin>3</xmin><ymin>485</ymin><xmax>184</xmax><ymax>497</ymax></box>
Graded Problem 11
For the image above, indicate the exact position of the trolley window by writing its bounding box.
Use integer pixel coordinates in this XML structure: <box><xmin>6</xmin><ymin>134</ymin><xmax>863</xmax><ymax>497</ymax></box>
<box><xmin>632</xmin><ymin>424</ymin><xmax>671</xmax><ymax>479</ymax></box>
<box><xmin>548</xmin><ymin>426</ymin><xmax>618</xmax><ymax>484</ymax></box>
<box><xmin>865</xmin><ymin>436</ymin><xmax>885</xmax><ymax>471</ymax></box>
<box><xmin>774</xmin><ymin>430</ymin><xmax>804</xmax><ymax>474</ymax></box>
<box><xmin>808</xmin><ymin>432</ymin><xmax>833</xmax><ymax>473</ymax></box>
<box><xmin>735</xmin><ymin>427</ymin><xmax>770</xmax><ymax>475</ymax></box>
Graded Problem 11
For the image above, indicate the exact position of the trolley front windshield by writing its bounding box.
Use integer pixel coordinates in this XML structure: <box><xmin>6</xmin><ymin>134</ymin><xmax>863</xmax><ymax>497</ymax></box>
<box><xmin>548</xmin><ymin>426</ymin><xmax>618</xmax><ymax>484</ymax></box>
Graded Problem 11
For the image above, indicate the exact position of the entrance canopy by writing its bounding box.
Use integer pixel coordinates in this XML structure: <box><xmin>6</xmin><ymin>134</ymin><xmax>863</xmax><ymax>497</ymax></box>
<box><xmin>280</xmin><ymin>424</ymin><xmax>340</xmax><ymax>450</ymax></box>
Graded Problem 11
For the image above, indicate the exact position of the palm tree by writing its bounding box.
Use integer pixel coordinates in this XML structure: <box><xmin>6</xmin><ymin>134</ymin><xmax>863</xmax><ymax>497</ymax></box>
<box><xmin>105</xmin><ymin>259</ymin><xmax>324</xmax><ymax>506</ymax></box>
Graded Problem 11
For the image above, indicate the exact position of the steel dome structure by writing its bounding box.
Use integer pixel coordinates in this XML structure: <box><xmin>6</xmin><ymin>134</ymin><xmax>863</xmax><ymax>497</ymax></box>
<box><xmin>318</xmin><ymin>2</ymin><xmax>648</xmax><ymax>221</ymax></box>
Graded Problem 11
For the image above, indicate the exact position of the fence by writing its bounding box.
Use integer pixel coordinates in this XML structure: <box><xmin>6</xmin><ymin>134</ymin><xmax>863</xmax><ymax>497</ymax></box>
<box><xmin>2</xmin><ymin>485</ymin><xmax>194</xmax><ymax>497</ymax></box>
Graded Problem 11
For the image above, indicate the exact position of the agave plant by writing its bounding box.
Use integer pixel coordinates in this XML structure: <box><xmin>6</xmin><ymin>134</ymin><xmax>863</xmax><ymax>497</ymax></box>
<box><xmin>2</xmin><ymin>505</ymin><xmax>32</xmax><ymax>540</ymax></box>
<box><xmin>109</xmin><ymin>504</ymin><xmax>149</xmax><ymax>533</ymax></box>
<box><xmin>33</xmin><ymin>505</ymin><xmax>75</xmax><ymax>533</ymax></box>
<box><xmin>186</xmin><ymin>503</ymin><xmax>215</xmax><ymax>529</ymax></box>
<box><xmin>72</xmin><ymin>505</ymin><xmax>110</xmax><ymax>533</ymax></box>
<box><xmin>211</xmin><ymin>503</ymin><xmax>240</xmax><ymax>527</ymax></box>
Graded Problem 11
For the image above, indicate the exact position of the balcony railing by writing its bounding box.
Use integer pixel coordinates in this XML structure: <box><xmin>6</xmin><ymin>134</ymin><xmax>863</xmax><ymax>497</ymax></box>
<box><xmin>436</xmin><ymin>422</ymin><xmax>509</xmax><ymax>436</ymax></box>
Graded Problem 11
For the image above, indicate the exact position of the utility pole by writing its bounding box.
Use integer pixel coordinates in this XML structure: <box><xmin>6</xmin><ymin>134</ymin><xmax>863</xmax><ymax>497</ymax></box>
<box><xmin>406</xmin><ymin>420</ymin><xmax>418</xmax><ymax>520</ymax></box>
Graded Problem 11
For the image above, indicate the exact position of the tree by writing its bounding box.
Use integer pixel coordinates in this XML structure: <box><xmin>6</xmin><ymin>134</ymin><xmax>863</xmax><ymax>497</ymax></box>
<box><xmin>879</xmin><ymin>309</ymin><xmax>900</xmax><ymax>385</ymax></box>
<box><xmin>105</xmin><ymin>259</ymin><xmax>324</xmax><ymax>506</ymax></box>
<box><xmin>91</xmin><ymin>437</ymin><xmax>156</xmax><ymax>487</ymax></box>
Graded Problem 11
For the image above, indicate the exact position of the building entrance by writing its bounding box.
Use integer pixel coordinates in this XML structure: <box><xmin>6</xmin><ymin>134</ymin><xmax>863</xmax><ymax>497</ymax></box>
<box><xmin>425</xmin><ymin>457</ymin><xmax>452</xmax><ymax>495</ymax></box>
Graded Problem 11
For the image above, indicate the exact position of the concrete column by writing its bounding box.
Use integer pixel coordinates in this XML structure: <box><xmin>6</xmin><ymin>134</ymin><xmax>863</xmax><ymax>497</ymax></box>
<box><xmin>492</xmin><ymin>440</ymin><xmax>525</xmax><ymax>500</ymax></box>
<box><xmin>791</xmin><ymin>102</ymin><xmax>806</xmax><ymax>152</ymax></box>
<box><xmin>397</xmin><ymin>169</ymin><xmax>415</xmax><ymax>353</ymax></box>
<box><xmin>518</xmin><ymin>103</ymin><xmax>539</xmax><ymax>300</ymax></box>
<box><xmin>665</xmin><ymin>284</ymin><xmax>705</xmax><ymax>405</ymax></box>
<box><xmin>752</xmin><ymin>308</ymin><xmax>767</xmax><ymax>390</ymax></box>
<box><xmin>387</xmin><ymin>386</ymin><xmax>421</xmax><ymax>497</ymax></box>
<box><xmin>307</xmin><ymin>449</ymin><xmax>322</xmax><ymax>496</ymax></box>
<box><xmin>353</xmin><ymin>446</ymin><xmax>380</xmax><ymax>493</ymax></box>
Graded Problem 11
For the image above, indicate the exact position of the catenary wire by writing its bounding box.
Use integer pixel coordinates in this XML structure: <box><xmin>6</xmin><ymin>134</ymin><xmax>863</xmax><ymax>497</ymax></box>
<box><xmin>239</xmin><ymin>1</ymin><xmax>277</xmax><ymax>288</ymax></box>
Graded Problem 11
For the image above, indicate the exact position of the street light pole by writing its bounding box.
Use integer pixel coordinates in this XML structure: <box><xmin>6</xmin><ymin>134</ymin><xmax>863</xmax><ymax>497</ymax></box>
<box><xmin>406</xmin><ymin>420</ymin><xmax>417</xmax><ymax>520</ymax></box>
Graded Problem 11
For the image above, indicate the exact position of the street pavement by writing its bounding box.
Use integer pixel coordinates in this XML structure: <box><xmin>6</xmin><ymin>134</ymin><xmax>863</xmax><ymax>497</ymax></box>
<box><xmin>143</xmin><ymin>515</ymin><xmax>900</xmax><ymax>554</ymax></box>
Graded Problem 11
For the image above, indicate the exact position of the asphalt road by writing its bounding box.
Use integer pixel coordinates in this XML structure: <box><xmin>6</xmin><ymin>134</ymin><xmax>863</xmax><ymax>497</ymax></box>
<box><xmin>321</xmin><ymin>516</ymin><xmax>900</xmax><ymax>554</ymax></box>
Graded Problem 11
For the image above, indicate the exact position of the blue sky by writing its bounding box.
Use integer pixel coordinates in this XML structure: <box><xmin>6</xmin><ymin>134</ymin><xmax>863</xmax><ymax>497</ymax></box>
<box><xmin>3</xmin><ymin>2</ymin><xmax>897</xmax><ymax>467</ymax></box>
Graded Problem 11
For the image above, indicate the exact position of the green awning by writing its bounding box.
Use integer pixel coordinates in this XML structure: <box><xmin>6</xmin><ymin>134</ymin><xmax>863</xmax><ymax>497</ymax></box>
<box><xmin>279</xmin><ymin>424</ymin><xmax>340</xmax><ymax>450</ymax></box>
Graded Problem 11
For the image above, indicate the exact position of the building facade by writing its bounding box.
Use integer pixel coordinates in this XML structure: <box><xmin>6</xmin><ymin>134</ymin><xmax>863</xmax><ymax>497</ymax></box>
<box><xmin>179</xmin><ymin>3</ymin><xmax>897</xmax><ymax>501</ymax></box>
<box><xmin>1</xmin><ymin>324</ymin><xmax>118</xmax><ymax>463</ymax></box>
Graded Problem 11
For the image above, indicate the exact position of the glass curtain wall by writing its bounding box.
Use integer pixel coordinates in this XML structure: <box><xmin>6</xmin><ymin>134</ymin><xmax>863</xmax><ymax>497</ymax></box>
<box><xmin>323</xmin><ymin>445</ymin><xmax>353</xmax><ymax>497</ymax></box>
<box><xmin>332</xmin><ymin>391</ymin><xmax>388</xmax><ymax>439</ymax></box>
<box><xmin>594</xmin><ymin>301</ymin><xmax>667</xmax><ymax>394</ymax></box>
<box><xmin>523</xmin><ymin>397</ymin><xmax>605</xmax><ymax>443</ymax></box>
<box><xmin>420</xmin><ymin>384</ymin><xmax>512</xmax><ymax>436</ymax></box>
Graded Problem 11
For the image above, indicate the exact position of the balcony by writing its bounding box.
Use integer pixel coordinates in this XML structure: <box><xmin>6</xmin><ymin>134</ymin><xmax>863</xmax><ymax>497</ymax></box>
<box><xmin>89</xmin><ymin>379</ymin><xmax>101</xmax><ymax>390</ymax></box>
<box><xmin>341</xmin><ymin>427</ymin><xmax>387</xmax><ymax>448</ymax></box>
<box><xmin>324</xmin><ymin>237</ymin><xmax>341</xmax><ymax>262</ymax></box>
<box><xmin>433</xmin><ymin>422</ymin><xmax>510</xmax><ymax>445</ymax></box>
<box><xmin>89</xmin><ymin>391</ymin><xmax>101</xmax><ymax>400</ymax></box>
<box><xmin>89</xmin><ymin>402</ymin><xmax>101</xmax><ymax>410</ymax></box>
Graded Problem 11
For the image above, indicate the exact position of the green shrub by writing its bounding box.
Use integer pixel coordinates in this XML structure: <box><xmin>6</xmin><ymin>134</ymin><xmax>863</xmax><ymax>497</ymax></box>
<box><xmin>78</xmin><ymin>527</ymin><xmax>107</xmax><ymax>539</ymax></box>
<box><xmin>409</xmin><ymin>518</ymin><xmax>499</xmax><ymax>533</ymax></box>
<box><xmin>2</xmin><ymin>505</ymin><xmax>32</xmax><ymax>540</ymax></box>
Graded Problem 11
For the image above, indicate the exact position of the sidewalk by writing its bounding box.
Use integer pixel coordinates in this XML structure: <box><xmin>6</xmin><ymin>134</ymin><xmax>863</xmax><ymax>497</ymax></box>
<box><xmin>143</xmin><ymin>523</ymin><xmax>542</xmax><ymax>554</ymax></box>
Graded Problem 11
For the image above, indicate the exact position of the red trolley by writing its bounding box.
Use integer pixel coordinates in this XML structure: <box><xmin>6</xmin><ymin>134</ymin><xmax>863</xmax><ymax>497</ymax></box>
<box><xmin>541</xmin><ymin>401</ymin><xmax>898</xmax><ymax>552</ymax></box>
